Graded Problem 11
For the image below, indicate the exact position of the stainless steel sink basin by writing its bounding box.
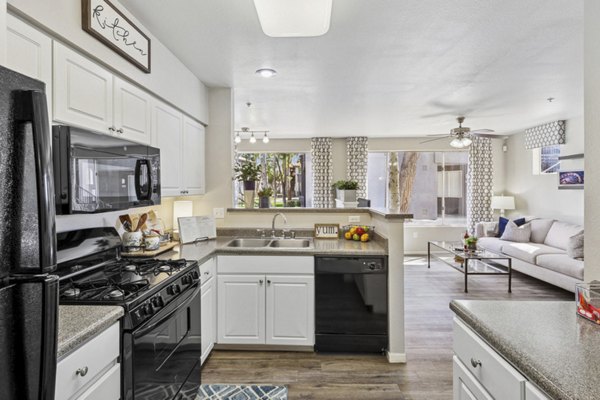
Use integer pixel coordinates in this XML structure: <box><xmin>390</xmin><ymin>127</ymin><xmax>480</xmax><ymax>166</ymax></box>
<box><xmin>269</xmin><ymin>239</ymin><xmax>313</xmax><ymax>248</ymax></box>
<box><xmin>226</xmin><ymin>238</ymin><xmax>272</xmax><ymax>248</ymax></box>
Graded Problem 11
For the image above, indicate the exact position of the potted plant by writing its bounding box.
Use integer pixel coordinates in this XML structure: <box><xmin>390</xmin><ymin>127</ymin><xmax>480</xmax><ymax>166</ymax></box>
<box><xmin>257</xmin><ymin>187</ymin><xmax>273</xmax><ymax>209</ymax></box>
<box><xmin>333</xmin><ymin>180</ymin><xmax>359</xmax><ymax>202</ymax></box>
<box><xmin>465</xmin><ymin>236</ymin><xmax>478</xmax><ymax>251</ymax></box>
<box><xmin>233</xmin><ymin>160</ymin><xmax>262</xmax><ymax>208</ymax></box>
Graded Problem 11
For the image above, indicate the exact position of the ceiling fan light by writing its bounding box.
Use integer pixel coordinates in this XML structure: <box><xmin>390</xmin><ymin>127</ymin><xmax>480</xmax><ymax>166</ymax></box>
<box><xmin>450</xmin><ymin>138</ymin><xmax>464</xmax><ymax>148</ymax></box>
<box><xmin>462</xmin><ymin>137</ymin><xmax>472</xmax><ymax>147</ymax></box>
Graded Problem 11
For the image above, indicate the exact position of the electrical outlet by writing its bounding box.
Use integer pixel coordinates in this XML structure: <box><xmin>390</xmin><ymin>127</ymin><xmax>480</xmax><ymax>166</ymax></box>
<box><xmin>348</xmin><ymin>215</ymin><xmax>360</xmax><ymax>223</ymax></box>
<box><xmin>213</xmin><ymin>208</ymin><xmax>225</xmax><ymax>219</ymax></box>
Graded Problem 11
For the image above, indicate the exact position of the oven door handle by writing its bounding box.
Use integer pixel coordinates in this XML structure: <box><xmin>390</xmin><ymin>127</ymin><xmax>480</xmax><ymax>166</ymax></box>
<box><xmin>133</xmin><ymin>282</ymin><xmax>200</xmax><ymax>338</ymax></box>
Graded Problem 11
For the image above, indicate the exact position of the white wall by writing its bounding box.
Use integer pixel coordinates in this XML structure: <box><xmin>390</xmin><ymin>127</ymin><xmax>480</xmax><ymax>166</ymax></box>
<box><xmin>8</xmin><ymin>0</ymin><xmax>208</xmax><ymax>123</ymax></box>
<box><xmin>584</xmin><ymin>0</ymin><xmax>600</xmax><ymax>281</ymax></box>
<box><xmin>503</xmin><ymin>116</ymin><xmax>584</xmax><ymax>225</ymax></box>
<box><xmin>0</xmin><ymin>0</ymin><xmax>6</xmax><ymax>64</ymax></box>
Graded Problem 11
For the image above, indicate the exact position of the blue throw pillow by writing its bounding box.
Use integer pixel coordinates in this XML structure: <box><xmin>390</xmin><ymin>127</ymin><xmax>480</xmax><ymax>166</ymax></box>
<box><xmin>496</xmin><ymin>217</ymin><xmax>526</xmax><ymax>237</ymax></box>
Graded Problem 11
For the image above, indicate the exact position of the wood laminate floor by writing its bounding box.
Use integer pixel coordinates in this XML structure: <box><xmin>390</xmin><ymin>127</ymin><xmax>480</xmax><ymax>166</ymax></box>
<box><xmin>200</xmin><ymin>257</ymin><xmax>573</xmax><ymax>399</ymax></box>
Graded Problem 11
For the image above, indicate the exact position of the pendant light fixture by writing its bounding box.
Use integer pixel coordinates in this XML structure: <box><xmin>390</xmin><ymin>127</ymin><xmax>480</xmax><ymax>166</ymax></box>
<box><xmin>262</xmin><ymin>131</ymin><xmax>270</xmax><ymax>143</ymax></box>
<box><xmin>234</xmin><ymin>127</ymin><xmax>270</xmax><ymax>145</ymax></box>
<box><xmin>249</xmin><ymin>132</ymin><xmax>257</xmax><ymax>144</ymax></box>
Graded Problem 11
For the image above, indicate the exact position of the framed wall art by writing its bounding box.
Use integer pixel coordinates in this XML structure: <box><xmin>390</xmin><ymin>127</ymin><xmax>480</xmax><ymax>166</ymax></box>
<box><xmin>82</xmin><ymin>0</ymin><xmax>151</xmax><ymax>73</ymax></box>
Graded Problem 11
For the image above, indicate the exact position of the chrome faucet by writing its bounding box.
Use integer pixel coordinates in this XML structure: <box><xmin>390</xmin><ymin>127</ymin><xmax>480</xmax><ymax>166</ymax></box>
<box><xmin>271</xmin><ymin>213</ymin><xmax>288</xmax><ymax>238</ymax></box>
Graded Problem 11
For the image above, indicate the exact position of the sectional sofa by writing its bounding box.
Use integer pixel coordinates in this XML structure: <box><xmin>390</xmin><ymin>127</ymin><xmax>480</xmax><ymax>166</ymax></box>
<box><xmin>475</xmin><ymin>218</ymin><xmax>584</xmax><ymax>292</ymax></box>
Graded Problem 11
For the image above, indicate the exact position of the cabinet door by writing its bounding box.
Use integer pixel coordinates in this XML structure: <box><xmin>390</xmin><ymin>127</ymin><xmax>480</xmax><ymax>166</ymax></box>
<box><xmin>217</xmin><ymin>275</ymin><xmax>266</xmax><ymax>345</ymax></box>
<box><xmin>201</xmin><ymin>278</ymin><xmax>215</xmax><ymax>365</ymax></box>
<box><xmin>182</xmin><ymin>116</ymin><xmax>206</xmax><ymax>195</ymax></box>
<box><xmin>53</xmin><ymin>42</ymin><xmax>113</xmax><ymax>134</ymax></box>
<box><xmin>77</xmin><ymin>364</ymin><xmax>120</xmax><ymax>400</ymax></box>
<box><xmin>152</xmin><ymin>100</ymin><xmax>184</xmax><ymax>196</ymax></box>
<box><xmin>6</xmin><ymin>14</ymin><xmax>52</xmax><ymax>119</ymax></box>
<box><xmin>525</xmin><ymin>382</ymin><xmax>549</xmax><ymax>400</ymax></box>
<box><xmin>113</xmin><ymin>77</ymin><xmax>152</xmax><ymax>144</ymax></box>
<box><xmin>453</xmin><ymin>356</ymin><xmax>493</xmax><ymax>400</ymax></box>
<box><xmin>266</xmin><ymin>275</ymin><xmax>314</xmax><ymax>346</ymax></box>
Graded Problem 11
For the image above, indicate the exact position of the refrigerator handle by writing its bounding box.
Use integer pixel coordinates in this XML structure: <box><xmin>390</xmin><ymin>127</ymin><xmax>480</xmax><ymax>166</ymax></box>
<box><xmin>17</xmin><ymin>91</ymin><xmax>57</xmax><ymax>272</ymax></box>
<box><xmin>134</xmin><ymin>159</ymin><xmax>151</xmax><ymax>201</ymax></box>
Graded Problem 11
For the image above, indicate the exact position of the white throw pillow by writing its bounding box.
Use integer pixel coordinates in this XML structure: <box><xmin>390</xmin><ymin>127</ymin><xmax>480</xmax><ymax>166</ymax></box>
<box><xmin>501</xmin><ymin>221</ymin><xmax>532</xmax><ymax>243</ymax></box>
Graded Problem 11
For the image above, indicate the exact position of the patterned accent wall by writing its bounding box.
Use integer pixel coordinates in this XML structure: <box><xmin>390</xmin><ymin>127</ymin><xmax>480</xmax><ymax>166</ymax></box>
<box><xmin>524</xmin><ymin>120</ymin><xmax>566</xmax><ymax>149</ymax></box>
<box><xmin>346</xmin><ymin>137</ymin><xmax>368</xmax><ymax>198</ymax></box>
<box><xmin>311</xmin><ymin>137</ymin><xmax>333</xmax><ymax>208</ymax></box>
<box><xmin>467</xmin><ymin>137</ymin><xmax>494</xmax><ymax>233</ymax></box>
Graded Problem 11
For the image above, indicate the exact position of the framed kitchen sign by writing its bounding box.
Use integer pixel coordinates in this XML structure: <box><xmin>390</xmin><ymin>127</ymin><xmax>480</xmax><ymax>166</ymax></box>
<box><xmin>82</xmin><ymin>0</ymin><xmax>151</xmax><ymax>73</ymax></box>
<box><xmin>314</xmin><ymin>224</ymin><xmax>339</xmax><ymax>239</ymax></box>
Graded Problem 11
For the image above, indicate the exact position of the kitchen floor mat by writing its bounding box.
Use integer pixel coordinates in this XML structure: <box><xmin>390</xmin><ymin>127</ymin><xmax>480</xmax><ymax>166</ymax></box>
<box><xmin>197</xmin><ymin>384</ymin><xmax>288</xmax><ymax>400</ymax></box>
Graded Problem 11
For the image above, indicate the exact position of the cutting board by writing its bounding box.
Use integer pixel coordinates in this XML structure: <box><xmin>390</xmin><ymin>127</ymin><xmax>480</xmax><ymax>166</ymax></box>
<box><xmin>121</xmin><ymin>241</ymin><xmax>178</xmax><ymax>257</ymax></box>
<box><xmin>178</xmin><ymin>216</ymin><xmax>217</xmax><ymax>244</ymax></box>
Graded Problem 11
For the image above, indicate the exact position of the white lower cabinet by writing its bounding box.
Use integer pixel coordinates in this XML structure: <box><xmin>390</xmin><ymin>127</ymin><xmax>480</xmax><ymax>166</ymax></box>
<box><xmin>453</xmin><ymin>318</ymin><xmax>550</xmax><ymax>400</ymax></box>
<box><xmin>200</xmin><ymin>258</ymin><xmax>217</xmax><ymax>364</ymax></box>
<box><xmin>56</xmin><ymin>322</ymin><xmax>120</xmax><ymax>400</ymax></box>
<box><xmin>217</xmin><ymin>256</ymin><xmax>315</xmax><ymax>347</ymax></box>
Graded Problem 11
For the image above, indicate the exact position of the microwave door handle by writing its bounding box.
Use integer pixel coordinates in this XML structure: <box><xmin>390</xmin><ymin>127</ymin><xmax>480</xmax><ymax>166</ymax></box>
<box><xmin>16</xmin><ymin>91</ymin><xmax>57</xmax><ymax>273</ymax></box>
<box><xmin>134</xmin><ymin>159</ymin><xmax>151</xmax><ymax>201</ymax></box>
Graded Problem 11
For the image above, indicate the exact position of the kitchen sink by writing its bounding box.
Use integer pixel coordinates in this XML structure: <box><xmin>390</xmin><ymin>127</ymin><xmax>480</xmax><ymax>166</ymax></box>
<box><xmin>269</xmin><ymin>239</ymin><xmax>313</xmax><ymax>248</ymax></box>
<box><xmin>226</xmin><ymin>238</ymin><xmax>273</xmax><ymax>248</ymax></box>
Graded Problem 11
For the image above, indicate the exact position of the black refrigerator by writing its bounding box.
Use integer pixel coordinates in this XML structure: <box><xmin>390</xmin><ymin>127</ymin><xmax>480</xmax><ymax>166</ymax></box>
<box><xmin>0</xmin><ymin>65</ymin><xmax>58</xmax><ymax>400</ymax></box>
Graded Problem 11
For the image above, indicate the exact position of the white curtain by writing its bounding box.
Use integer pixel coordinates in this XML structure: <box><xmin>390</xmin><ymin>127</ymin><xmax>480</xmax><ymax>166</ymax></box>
<box><xmin>311</xmin><ymin>138</ymin><xmax>333</xmax><ymax>208</ymax></box>
<box><xmin>467</xmin><ymin>137</ymin><xmax>493</xmax><ymax>233</ymax></box>
<box><xmin>346</xmin><ymin>137</ymin><xmax>369</xmax><ymax>199</ymax></box>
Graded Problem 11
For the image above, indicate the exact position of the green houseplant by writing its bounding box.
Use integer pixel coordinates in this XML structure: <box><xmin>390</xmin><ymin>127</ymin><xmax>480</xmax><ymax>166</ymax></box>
<box><xmin>233</xmin><ymin>160</ymin><xmax>262</xmax><ymax>208</ymax></box>
<box><xmin>333</xmin><ymin>180</ymin><xmax>359</xmax><ymax>202</ymax></box>
<box><xmin>257</xmin><ymin>187</ymin><xmax>273</xmax><ymax>209</ymax></box>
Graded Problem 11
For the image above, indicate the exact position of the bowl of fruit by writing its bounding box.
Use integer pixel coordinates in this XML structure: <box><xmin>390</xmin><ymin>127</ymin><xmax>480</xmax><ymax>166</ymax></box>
<box><xmin>343</xmin><ymin>225</ymin><xmax>374</xmax><ymax>242</ymax></box>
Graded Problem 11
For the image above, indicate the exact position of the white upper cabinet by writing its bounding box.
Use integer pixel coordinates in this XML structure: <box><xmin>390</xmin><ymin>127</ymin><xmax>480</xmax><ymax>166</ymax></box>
<box><xmin>6</xmin><ymin>14</ymin><xmax>53</xmax><ymax>117</ymax></box>
<box><xmin>53</xmin><ymin>41</ymin><xmax>114</xmax><ymax>134</ymax></box>
<box><xmin>152</xmin><ymin>100</ymin><xmax>184</xmax><ymax>196</ymax></box>
<box><xmin>182</xmin><ymin>116</ymin><xmax>206</xmax><ymax>195</ymax></box>
<box><xmin>113</xmin><ymin>77</ymin><xmax>153</xmax><ymax>144</ymax></box>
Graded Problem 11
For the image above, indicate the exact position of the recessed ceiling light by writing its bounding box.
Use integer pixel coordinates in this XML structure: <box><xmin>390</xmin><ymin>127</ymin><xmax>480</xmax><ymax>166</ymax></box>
<box><xmin>256</xmin><ymin>68</ymin><xmax>277</xmax><ymax>78</ymax></box>
<box><xmin>253</xmin><ymin>0</ymin><xmax>333</xmax><ymax>37</ymax></box>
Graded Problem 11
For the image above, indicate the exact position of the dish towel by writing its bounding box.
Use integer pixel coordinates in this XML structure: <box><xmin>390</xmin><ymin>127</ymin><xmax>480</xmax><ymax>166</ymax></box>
<box><xmin>198</xmin><ymin>384</ymin><xmax>288</xmax><ymax>400</ymax></box>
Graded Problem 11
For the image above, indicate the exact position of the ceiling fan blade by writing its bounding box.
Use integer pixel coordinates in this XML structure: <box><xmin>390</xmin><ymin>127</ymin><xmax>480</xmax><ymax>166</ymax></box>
<box><xmin>471</xmin><ymin>129</ymin><xmax>495</xmax><ymax>134</ymax></box>
<box><xmin>420</xmin><ymin>136</ymin><xmax>450</xmax><ymax>144</ymax></box>
<box><xmin>426</xmin><ymin>133</ymin><xmax>451</xmax><ymax>137</ymax></box>
<box><xmin>471</xmin><ymin>132</ymin><xmax>505</xmax><ymax>139</ymax></box>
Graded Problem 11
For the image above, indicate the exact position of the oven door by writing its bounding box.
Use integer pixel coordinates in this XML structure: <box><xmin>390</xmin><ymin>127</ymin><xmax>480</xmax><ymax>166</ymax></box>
<box><xmin>130</xmin><ymin>283</ymin><xmax>201</xmax><ymax>400</ymax></box>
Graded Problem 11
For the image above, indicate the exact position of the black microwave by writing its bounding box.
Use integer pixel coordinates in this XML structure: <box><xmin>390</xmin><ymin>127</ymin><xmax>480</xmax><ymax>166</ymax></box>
<box><xmin>52</xmin><ymin>125</ymin><xmax>161</xmax><ymax>214</ymax></box>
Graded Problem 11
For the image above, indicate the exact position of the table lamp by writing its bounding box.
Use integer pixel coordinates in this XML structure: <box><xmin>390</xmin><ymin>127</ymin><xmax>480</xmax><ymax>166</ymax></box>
<box><xmin>491</xmin><ymin>195</ymin><xmax>515</xmax><ymax>217</ymax></box>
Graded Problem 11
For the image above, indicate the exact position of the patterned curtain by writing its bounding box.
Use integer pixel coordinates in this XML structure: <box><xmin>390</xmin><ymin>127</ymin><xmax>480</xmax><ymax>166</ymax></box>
<box><xmin>524</xmin><ymin>120</ymin><xmax>566</xmax><ymax>149</ymax></box>
<box><xmin>467</xmin><ymin>137</ymin><xmax>493</xmax><ymax>233</ymax></box>
<box><xmin>311</xmin><ymin>138</ymin><xmax>333</xmax><ymax>208</ymax></box>
<box><xmin>346</xmin><ymin>137</ymin><xmax>368</xmax><ymax>199</ymax></box>
<box><xmin>388</xmin><ymin>152</ymin><xmax>400</xmax><ymax>210</ymax></box>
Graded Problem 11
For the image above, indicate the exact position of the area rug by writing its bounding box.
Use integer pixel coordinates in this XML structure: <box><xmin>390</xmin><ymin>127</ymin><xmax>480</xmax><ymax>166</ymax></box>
<box><xmin>198</xmin><ymin>384</ymin><xmax>288</xmax><ymax>400</ymax></box>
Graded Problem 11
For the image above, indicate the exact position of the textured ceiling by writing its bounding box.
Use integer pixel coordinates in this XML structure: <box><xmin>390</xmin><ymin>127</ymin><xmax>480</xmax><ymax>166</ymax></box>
<box><xmin>122</xmin><ymin>0</ymin><xmax>583</xmax><ymax>138</ymax></box>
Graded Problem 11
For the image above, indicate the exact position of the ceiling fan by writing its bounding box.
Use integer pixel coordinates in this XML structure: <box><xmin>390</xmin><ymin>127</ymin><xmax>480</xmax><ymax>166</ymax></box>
<box><xmin>420</xmin><ymin>116</ymin><xmax>502</xmax><ymax>148</ymax></box>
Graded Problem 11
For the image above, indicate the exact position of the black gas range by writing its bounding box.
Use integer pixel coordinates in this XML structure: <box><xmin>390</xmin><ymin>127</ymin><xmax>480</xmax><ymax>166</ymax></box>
<box><xmin>57</xmin><ymin>227</ymin><xmax>201</xmax><ymax>400</ymax></box>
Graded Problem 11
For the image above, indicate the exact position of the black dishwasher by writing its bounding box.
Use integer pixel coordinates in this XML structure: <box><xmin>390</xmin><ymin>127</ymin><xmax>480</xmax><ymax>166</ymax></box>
<box><xmin>315</xmin><ymin>256</ymin><xmax>388</xmax><ymax>353</ymax></box>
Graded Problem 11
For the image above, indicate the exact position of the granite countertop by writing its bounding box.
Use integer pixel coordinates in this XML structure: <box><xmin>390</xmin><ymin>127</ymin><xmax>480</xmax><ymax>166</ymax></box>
<box><xmin>450</xmin><ymin>300</ymin><xmax>600</xmax><ymax>400</ymax></box>
<box><xmin>157</xmin><ymin>236</ymin><xmax>387</xmax><ymax>265</ymax></box>
<box><xmin>57</xmin><ymin>305</ymin><xmax>124</xmax><ymax>359</ymax></box>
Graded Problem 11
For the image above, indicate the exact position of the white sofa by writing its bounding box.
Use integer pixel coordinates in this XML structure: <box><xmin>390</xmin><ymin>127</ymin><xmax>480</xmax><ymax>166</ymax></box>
<box><xmin>475</xmin><ymin>218</ymin><xmax>583</xmax><ymax>292</ymax></box>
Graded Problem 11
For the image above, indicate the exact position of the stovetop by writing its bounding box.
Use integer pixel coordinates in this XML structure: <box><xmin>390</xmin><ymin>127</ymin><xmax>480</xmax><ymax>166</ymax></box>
<box><xmin>59</xmin><ymin>258</ymin><xmax>195</xmax><ymax>304</ymax></box>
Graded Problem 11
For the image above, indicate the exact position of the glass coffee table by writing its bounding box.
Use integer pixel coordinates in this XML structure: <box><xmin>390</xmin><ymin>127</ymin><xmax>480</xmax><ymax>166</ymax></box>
<box><xmin>427</xmin><ymin>240</ymin><xmax>512</xmax><ymax>293</ymax></box>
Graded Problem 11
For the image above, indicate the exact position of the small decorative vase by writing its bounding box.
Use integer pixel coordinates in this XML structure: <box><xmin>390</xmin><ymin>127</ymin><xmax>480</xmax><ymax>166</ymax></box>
<box><xmin>336</xmin><ymin>189</ymin><xmax>357</xmax><ymax>202</ymax></box>
<box><xmin>468</xmin><ymin>242</ymin><xmax>478</xmax><ymax>251</ymax></box>
<box><xmin>259</xmin><ymin>197</ymin><xmax>270</xmax><ymax>208</ymax></box>
<box><xmin>244</xmin><ymin>190</ymin><xmax>256</xmax><ymax>208</ymax></box>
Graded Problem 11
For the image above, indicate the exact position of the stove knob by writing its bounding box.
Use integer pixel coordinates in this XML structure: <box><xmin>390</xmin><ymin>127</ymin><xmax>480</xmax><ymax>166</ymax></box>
<box><xmin>144</xmin><ymin>303</ymin><xmax>154</xmax><ymax>316</ymax></box>
<box><xmin>152</xmin><ymin>296</ymin><xmax>164</xmax><ymax>308</ymax></box>
<box><xmin>181</xmin><ymin>274</ymin><xmax>191</xmax><ymax>285</ymax></box>
<box><xmin>167</xmin><ymin>284</ymin><xmax>181</xmax><ymax>295</ymax></box>
<box><xmin>191</xmin><ymin>270</ymin><xmax>200</xmax><ymax>279</ymax></box>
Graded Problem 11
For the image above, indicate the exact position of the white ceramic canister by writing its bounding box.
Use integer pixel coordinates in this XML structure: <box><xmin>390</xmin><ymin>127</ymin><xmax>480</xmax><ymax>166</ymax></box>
<box><xmin>144</xmin><ymin>234</ymin><xmax>160</xmax><ymax>251</ymax></box>
<box><xmin>123</xmin><ymin>231</ymin><xmax>143</xmax><ymax>250</ymax></box>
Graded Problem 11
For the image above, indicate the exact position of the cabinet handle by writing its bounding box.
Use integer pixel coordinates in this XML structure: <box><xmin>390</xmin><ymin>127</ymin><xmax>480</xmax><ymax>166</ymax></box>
<box><xmin>267</xmin><ymin>280</ymin><xmax>271</xmax><ymax>285</ymax></box>
<box><xmin>108</xmin><ymin>127</ymin><xmax>116</xmax><ymax>132</ymax></box>
<box><xmin>76</xmin><ymin>366</ymin><xmax>89</xmax><ymax>377</ymax></box>
<box><xmin>259</xmin><ymin>279</ymin><xmax>264</xmax><ymax>285</ymax></box>
<box><xmin>470</xmin><ymin>358</ymin><xmax>482</xmax><ymax>368</ymax></box>
<box><xmin>116</xmin><ymin>128</ymin><xmax>124</xmax><ymax>134</ymax></box>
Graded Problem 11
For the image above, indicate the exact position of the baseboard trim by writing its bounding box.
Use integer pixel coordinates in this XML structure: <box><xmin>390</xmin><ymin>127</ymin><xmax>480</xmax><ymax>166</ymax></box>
<box><xmin>215</xmin><ymin>343</ymin><xmax>314</xmax><ymax>352</ymax></box>
<box><xmin>386</xmin><ymin>351</ymin><xmax>407</xmax><ymax>363</ymax></box>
